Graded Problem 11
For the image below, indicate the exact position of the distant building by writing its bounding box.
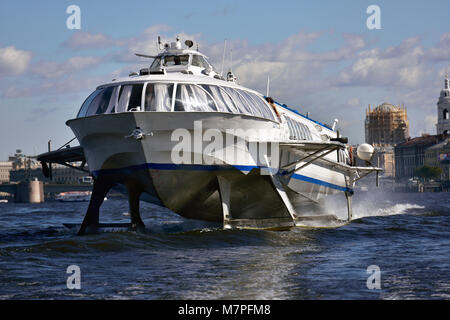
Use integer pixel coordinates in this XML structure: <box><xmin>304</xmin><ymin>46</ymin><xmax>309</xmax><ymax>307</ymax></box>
<box><xmin>394</xmin><ymin>134</ymin><xmax>448</xmax><ymax>181</ymax></box>
<box><xmin>424</xmin><ymin>138</ymin><xmax>450</xmax><ymax>182</ymax></box>
<box><xmin>8</xmin><ymin>149</ymin><xmax>39</xmax><ymax>170</ymax></box>
<box><xmin>10</xmin><ymin>164</ymin><xmax>90</xmax><ymax>184</ymax></box>
<box><xmin>365</xmin><ymin>102</ymin><xmax>409</xmax><ymax>177</ymax></box>
<box><xmin>365</xmin><ymin>102</ymin><xmax>409</xmax><ymax>147</ymax></box>
<box><xmin>437</xmin><ymin>74</ymin><xmax>450</xmax><ymax>135</ymax></box>
<box><xmin>4</xmin><ymin>149</ymin><xmax>90</xmax><ymax>184</ymax></box>
<box><xmin>0</xmin><ymin>161</ymin><xmax>13</xmax><ymax>183</ymax></box>
<box><xmin>373</xmin><ymin>146</ymin><xmax>395</xmax><ymax>177</ymax></box>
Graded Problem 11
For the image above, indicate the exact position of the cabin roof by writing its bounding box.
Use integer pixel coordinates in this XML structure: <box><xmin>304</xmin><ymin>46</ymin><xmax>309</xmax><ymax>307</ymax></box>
<box><xmin>99</xmin><ymin>73</ymin><xmax>255</xmax><ymax>93</ymax></box>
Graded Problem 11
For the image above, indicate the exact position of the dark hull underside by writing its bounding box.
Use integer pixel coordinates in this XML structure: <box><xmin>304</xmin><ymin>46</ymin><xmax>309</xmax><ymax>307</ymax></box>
<box><xmin>100</xmin><ymin>166</ymin><xmax>292</xmax><ymax>223</ymax></box>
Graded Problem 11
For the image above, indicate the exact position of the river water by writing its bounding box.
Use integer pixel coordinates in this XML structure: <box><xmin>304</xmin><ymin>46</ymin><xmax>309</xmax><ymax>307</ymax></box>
<box><xmin>0</xmin><ymin>191</ymin><xmax>449</xmax><ymax>299</ymax></box>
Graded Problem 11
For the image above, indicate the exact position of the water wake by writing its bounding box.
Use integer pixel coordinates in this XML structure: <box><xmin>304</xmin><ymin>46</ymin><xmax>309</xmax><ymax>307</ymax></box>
<box><xmin>352</xmin><ymin>202</ymin><xmax>425</xmax><ymax>220</ymax></box>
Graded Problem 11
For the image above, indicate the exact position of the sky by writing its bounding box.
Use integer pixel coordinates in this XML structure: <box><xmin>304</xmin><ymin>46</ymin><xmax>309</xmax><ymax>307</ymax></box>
<box><xmin>0</xmin><ymin>0</ymin><xmax>449</xmax><ymax>160</ymax></box>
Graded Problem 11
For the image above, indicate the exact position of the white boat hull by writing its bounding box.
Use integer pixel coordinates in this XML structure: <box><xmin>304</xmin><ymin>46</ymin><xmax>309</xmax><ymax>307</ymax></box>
<box><xmin>68</xmin><ymin>112</ymin><xmax>351</xmax><ymax>225</ymax></box>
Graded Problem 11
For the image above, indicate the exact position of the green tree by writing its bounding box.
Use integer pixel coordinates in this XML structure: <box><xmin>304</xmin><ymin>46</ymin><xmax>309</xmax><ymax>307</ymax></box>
<box><xmin>414</xmin><ymin>165</ymin><xmax>443</xmax><ymax>181</ymax></box>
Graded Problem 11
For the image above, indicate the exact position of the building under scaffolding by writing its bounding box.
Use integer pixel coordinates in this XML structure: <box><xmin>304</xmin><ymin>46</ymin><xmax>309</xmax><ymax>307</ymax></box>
<box><xmin>365</xmin><ymin>102</ymin><xmax>409</xmax><ymax>147</ymax></box>
<box><xmin>365</xmin><ymin>102</ymin><xmax>410</xmax><ymax>177</ymax></box>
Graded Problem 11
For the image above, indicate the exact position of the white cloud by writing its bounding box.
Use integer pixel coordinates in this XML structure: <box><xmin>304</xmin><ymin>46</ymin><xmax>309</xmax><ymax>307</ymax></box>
<box><xmin>2</xmin><ymin>85</ymin><xmax>32</xmax><ymax>98</ymax></box>
<box><xmin>428</xmin><ymin>32</ymin><xmax>450</xmax><ymax>61</ymax></box>
<box><xmin>424</xmin><ymin>114</ymin><xmax>437</xmax><ymax>134</ymax></box>
<box><xmin>334</xmin><ymin>38</ymin><xmax>428</xmax><ymax>88</ymax></box>
<box><xmin>346</xmin><ymin>97</ymin><xmax>361</xmax><ymax>107</ymax></box>
<box><xmin>3</xmin><ymin>26</ymin><xmax>450</xmax><ymax>145</ymax></box>
<box><xmin>2</xmin><ymin>73</ymin><xmax>110</xmax><ymax>98</ymax></box>
<box><xmin>0</xmin><ymin>46</ymin><xmax>32</xmax><ymax>77</ymax></box>
<box><xmin>222</xmin><ymin>31</ymin><xmax>368</xmax><ymax>103</ymax></box>
<box><xmin>112</xmin><ymin>25</ymin><xmax>188</xmax><ymax>63</ymax></box>
<box><xmin>61</xmin><ymin>32</ymin><xmax>122</xmax><ymax>50</ymax></box>
<box><xmin>32</xmin><ymin>56</ymin><xmax>102</xmax><ymax>78</ymax></box>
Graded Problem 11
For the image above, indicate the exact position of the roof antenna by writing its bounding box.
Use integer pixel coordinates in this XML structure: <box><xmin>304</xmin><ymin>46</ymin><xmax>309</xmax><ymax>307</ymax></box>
<box><xmin>157</xmin><ymin>36</ymin><xmax>162</xmax><ymax>51</ymax></box>
<box><xmin>230</xmin><ymin>48</ymin><xmax>233</xmax><ymax>72</ymax></box>
<box><xmin>332</xmin><ymin>118</ymin><xmax>339</xmax><ymax>131</ymax></box>
<box><xmin>266</xmin><ymin>75</ymin><xmax>270</xmax><ymax>97</ymax></box>
<box><xmin>226</xmin><ymin>48</ymin><xmax>236</xmax><ymax>82</ymax></box>
<box><xmin>221</xmin><ymin>39</ymin><xmax>227</xmax><ymax>77</ymax></box>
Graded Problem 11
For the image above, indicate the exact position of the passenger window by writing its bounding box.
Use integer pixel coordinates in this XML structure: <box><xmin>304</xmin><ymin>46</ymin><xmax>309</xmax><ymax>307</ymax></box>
<box><xmin>222</xmin><ymin>87</ymin><xmax>252</xmax><ymax>115</ymax></box>
<box><xmin>297</xmin><ymin>122</ymin><xmax>306</xmax><ymax>139</ymax></box>
<box><xmin>217</xmin><ymin>87</ymin><xmax>239</xmax><ymax>113</ymax></box>
<box><xmin>238</xmin><ymin>90</ymin><xmax>265</xmax><ymax>118</ymax></box>
<box><xmin>78</xmin><ymin>89</ymin><xmax>101</xmax><ymax>118</ymax></box>
<box><xmin>105</xmin><ymin>86</ymin><xmax>119</xmax><ymax>114</ymax></box>
<box><xmin>196</xmin><ymin>86</ymin><xmax>217</xmax><ymax>111</ymax></box>
<box><xmin>174</xmin><ymin>84</ymin><xmax>217</xmax><ymax>112</ymax></box>
<box><xmin>117</xmin><ymin>85</ymin><xmax>132</xmax><ymax>113</ymax></box>
<box><xmin>304</xmin><ymin>124</ymin><xmax>312</xmax><ymax>140</ymax></box>
<box><xmin>295</xmin><ymin>123</ymin><xmax>301</xmax><ymax>139</ymax></box>
<box><xmin>150</xmin><ymin>57</ymin><xmax>162</xmax><ymax>71</ymax></box>
<box><xmin>86</xmin><ymin>86</ymin><xmax>115</xmax><ymax>116</ymax></box>
<box><xmin>144</xmin><ymin>84</ymin><xmax>155</xmax><ymax>111</ymax></box>
<box><xmin>164</xmin><ymin>55</ymin><xmax>189</xmax><ymax>66</ymax></box>
<box><xmin>145</xmin><ymin>83</ymin><xmax>174</xmax><ymax>111</ymax></box>
<box><xmin>286</xmin><ymin>118</ymin><xmax>296</xmax><ymax>139</ymax></box>
<box><xmin>127</xmin><ymin>84</ymin><xmax>143</xmax><ymax>111</ymax></box>
<box><xmin>201</xmin><ymin>85</ymin><xmax>231</xmax><ymax>113</ymax></box>
<box><xmin>191</xmin><ymin>55</ymin><xmax>209</xmax><ymax>69</ymax></box>
<box><xmin>117</xmin><ymin>84</ymin><xmax>143</xmax><ymax>112</ymax></box>
<box><xmin>249</xmin><ymin>93</ymin><xmax>276</xmax><ymax>121</ymax></box>
<box><xmin>174</xmin><ymin>84</ymin><xmax>185</xmax><ymax>111</ymax></box>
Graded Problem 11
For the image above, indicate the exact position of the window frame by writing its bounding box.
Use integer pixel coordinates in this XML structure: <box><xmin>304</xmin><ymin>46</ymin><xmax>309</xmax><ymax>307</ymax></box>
<box><xmin>142</xmin><ymin>82</ymin><xmax>148</xmax><ymax>111</ymax></box>
<box><xmin>173</xmin><ymin>83</ymin><xmax>219</xmax><ymax>112</ymax></box>
<box><xmin>221</xmin><ymin>86</ymin><xmax>253</xmax><ymax>115</ymax></box>
<box><xmin>142</xmin><ymin>82</ymin><xmax>175</xmax><ymax>112</ymax></box>
<box><xmin>235</xmin><ymin>89</ymin><xmax>262</xmax><ymax>118</ymax></box>
<box><xmin>85</xmin><ymin>86</ymin><xmax>116</xmax><ymax>117</ymax></box>
<box><xmin>77</xmin><ymin>89</ymin><xmax>102</xmax><ymax>118</ymax></box>
<box><xmin>194</xmin><ymin>84</ymin><xmax>219</xmax><ymax>111</ymax></box>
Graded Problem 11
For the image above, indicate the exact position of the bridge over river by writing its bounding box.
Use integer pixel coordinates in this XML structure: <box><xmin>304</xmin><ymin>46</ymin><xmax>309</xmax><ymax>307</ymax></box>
<box><xmin>0</xmin><ymin>180</ymin><xmax>92</xmax><ymax>203</ymax></box>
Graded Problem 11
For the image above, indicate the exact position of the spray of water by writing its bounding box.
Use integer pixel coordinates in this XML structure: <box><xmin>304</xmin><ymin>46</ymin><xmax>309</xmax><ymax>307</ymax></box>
<box><xmin>351</xmin><ymin>202</ymin><xmax>425</xmax><ymax>220</ymax></box>
<box><xmin>295</xmin><ymin>190</ymin><xmax>425</xmax><ymax>228</ymax></box>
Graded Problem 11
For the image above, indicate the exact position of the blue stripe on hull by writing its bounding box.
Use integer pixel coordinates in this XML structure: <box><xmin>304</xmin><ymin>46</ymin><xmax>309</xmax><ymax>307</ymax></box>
<box><xmin>92</xmin><ymin>163</ymin><xmax>352</xmax><ymax>193</ymax></box>
<box><xmin>291</xmin><ymin>173</ymin><xmax>352</xmax><ymax>193</ymax></box>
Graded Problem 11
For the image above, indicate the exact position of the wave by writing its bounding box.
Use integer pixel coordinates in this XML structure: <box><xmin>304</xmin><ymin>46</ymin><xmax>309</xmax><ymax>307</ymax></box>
<box><xmin>352</xmin><ymin>202</ymin><xmax>425</xmax><ymax>220</ymax></box>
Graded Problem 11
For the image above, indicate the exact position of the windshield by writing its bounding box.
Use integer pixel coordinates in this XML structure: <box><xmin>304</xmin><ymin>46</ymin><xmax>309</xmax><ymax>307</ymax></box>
<box><xmin>163</xmin><ymin>55</ymin><xmax>189</xmax><ymax>66</ymax></box>
<box><xmin>150</xmin><ymin>57</ymin><xmax>162</xmax><ymax>71</ymax></box>
<box><xmin>150</xmin><ymin>55</ymin><xmax>189</xmax><ymax>70</ymax></box>
<box><xmin>76</xmin><ymin>83</ymin><xmax>276</xmax><ymax>122</ymax></box>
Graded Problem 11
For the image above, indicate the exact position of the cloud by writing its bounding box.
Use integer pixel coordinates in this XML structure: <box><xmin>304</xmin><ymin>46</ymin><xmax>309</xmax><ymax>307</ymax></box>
<box><xmin>61</xmin><ymin>32</ymin><xmax>122</xmax><ymax>50</ymax></box>
<box><xmin>346</xmin><ymin>97</ymin><xmax>361</xmax><ymax>107</ymax></box>
<box><xmin>334</xmin><ymin>38</ymin><xmax>428</xmax><ymax>88</ymax></box>
<box><xmin>219</xmin><ymin>31</ymin><xmax>368</xmax><ymax>102</ymax></box>
<box><xmin>31</xmin><ymin>56</ymin><xmax>102</xmax><ymax>78</ymax></box>
<box><xmin>3</xmin><ymin>26</ymin><xmax>449</xmax><ymax>143</ymax></box>
<box><xmin>2</xmin><ymin>85</ymin><xmax>33</xmax><ymax>98</ymax></box>
<box><xmin>0</xmin><ymin>46</ymin><xmax>32</xmax><ymax>77</ymax></box>
<box><xmin>2</xmin><ymin>73</ymin><xmax>110</xmax><ymax>98</ymax></box>
<box><xmin>112</xmin><ymin>25</ymin><xmax>200</xmax><ymax>63</ymax></box>
<box><xmin>424</xmin><ymin>114</ymin><xmax>437</xmax><ymax>134</ymax></box>
<box><xmin>428</xmin><ymin>32</ymin><xmax>450</xmax><ymax>61</ymax></box>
